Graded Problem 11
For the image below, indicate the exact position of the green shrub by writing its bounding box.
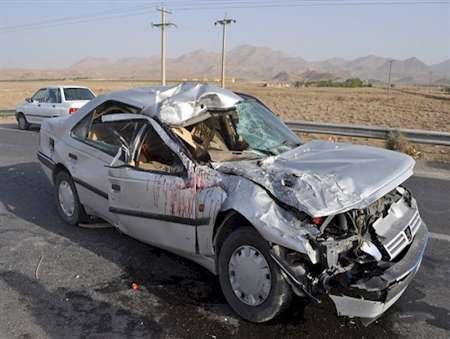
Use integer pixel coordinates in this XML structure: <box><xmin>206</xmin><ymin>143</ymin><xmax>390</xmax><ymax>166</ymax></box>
<box><xmin>313</xmin><ymin>78</ymin><xmax>368</xmax><ymax>88</ymax></box>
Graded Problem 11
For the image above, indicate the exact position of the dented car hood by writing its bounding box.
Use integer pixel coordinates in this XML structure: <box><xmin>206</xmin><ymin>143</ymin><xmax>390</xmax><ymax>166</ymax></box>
<box><xmin>215</xmin><ymin>140</ymin><xmax>415</xmax><ymax>217</ymax></box>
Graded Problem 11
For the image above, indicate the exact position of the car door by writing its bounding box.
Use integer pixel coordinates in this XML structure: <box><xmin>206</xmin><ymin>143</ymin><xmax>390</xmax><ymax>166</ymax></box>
<box><xmin>25</xmin><ymin>88</ymin><xmax>47</xmax><ymax>124</ymax></box>
<box><xmin>107</xmin><ymin>117</ymin><xmax>226</xmax><ymax>255</ymax></box>
<box><xmin>42</xmin><ymin>88</ymin><xmax>63</xmax><ymax>118</ymax></box>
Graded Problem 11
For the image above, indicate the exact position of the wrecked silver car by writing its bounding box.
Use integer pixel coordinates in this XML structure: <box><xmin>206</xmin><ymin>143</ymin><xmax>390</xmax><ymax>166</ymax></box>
<box><xmin>37</xmin><ymin>82</ymin><xmax>428</xmax><ymax>324</ymax></box>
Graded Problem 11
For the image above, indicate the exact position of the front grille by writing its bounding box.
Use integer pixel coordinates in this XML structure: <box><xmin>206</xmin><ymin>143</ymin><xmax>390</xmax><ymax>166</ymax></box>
<box><xmin>383</xmin><ymin>210</ymin><xmax>421</xmax><ymax>259</ymax></box>
<box><xmin>409</xmin><ymin>211</ymin><xmax>421</xmax><ymax>234</ymax></box>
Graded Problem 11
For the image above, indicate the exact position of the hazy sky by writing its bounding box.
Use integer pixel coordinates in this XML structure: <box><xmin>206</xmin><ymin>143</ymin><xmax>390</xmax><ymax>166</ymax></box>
<box><xmin>0</xmin><ymin>0</ymin><xmax>449</xmax><ymax>68</ymax></box>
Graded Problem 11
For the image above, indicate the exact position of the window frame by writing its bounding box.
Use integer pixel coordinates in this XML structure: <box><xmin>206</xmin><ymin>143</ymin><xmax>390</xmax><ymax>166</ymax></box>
<box><xmin>70</xmin><ymin>100</ymin><xmax>141</xmax><ymax>157</ymax></box>
<box><xmin>129</xmin><ymin>121</ymin><xmax>187</xmax><ymax>177</ymax></box>
<box><xmin>70</xmin><ymin>100</ymin><xmax>189</xmax><ymax>177</ymax></box>
<box><xmin>31</xmin><ymin>88</ymin><xmax>48</xmax><ymax>103</ymax></box>
<box><xmin>47</xmin><ymin>88</ymin><xmax>62</xmax><ymax>104</ymax></box>
<box><xmin>63</xmin><ymin>87</ymin><xmax>95</xmax><ymax>101</ymax></box>
<box><xmin>86</xmin><ymin>120</ymin><xmax>145</xmax><ymax>157</ymax></box>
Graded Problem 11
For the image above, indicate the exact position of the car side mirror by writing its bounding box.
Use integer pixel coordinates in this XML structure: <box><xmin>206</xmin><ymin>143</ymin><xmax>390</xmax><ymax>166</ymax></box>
<box><xmin>25</xmin><ymin>97</ymin><xmax>32</xmax><ymax>103</ymax></box>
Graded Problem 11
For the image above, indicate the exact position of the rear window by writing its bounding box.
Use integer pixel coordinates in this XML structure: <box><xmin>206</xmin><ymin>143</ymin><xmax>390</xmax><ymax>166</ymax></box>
<box><xmin>63</xmin><ymin>88</ymin><xmax>95</xmax><ymax>101</ymax></box>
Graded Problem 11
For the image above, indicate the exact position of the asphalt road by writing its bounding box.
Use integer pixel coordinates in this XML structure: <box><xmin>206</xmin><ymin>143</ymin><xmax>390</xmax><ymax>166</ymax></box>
<box><xmin>0</xmin><ymin>122</ymin><xmax>449</xmax><ymax>339</ymax></box>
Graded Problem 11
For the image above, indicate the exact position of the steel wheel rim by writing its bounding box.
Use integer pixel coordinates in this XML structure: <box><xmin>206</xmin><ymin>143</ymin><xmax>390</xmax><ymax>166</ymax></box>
<box><xmin>228</xmin><ymin>245</ymin><xmax>272</xmax><ymax>306</ymax></box>
<box><xmin>58</xmin><ymin>180</ymin><xmax>75</xmax><ymax>217</ymax></box>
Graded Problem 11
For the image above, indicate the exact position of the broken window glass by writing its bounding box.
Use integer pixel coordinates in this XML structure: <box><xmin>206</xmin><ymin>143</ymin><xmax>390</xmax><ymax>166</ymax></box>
<box><xmin>173</xmin><ymin>99</ymin><xmax>301</xmax><ymax>162</ymax></box>
<box><xmin>71</xmin><ymin>100</ymin><xmax>142</xmax><ymax>157</ymax></box>
<box><xmin>235</xmin><ymin>99</ymin><xmax>301</xmax><ymax>156</ymax></box>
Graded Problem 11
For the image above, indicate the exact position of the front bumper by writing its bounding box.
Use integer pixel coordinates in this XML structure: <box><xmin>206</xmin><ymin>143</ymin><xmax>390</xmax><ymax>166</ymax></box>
<box><xmin>329</xmin><ymin>222</ymin><xmax>429</xmax><ymax>324</ymax></box>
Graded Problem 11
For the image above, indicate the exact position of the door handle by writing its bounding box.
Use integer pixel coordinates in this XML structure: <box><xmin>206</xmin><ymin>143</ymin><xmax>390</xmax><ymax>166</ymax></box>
<box><xmin>68</xmin><ymin>153</ymin><xmax>78</xmax><ymax>160</ymax></box>
<box><xmin>52</xmin><ymin>105</ymin><xmax>56</xmax><ymax>108</ymax></box>
<box><xmin>111</xmin><ymin>184</ymin><xmax>121</xmax><ymax>192</ymax></box>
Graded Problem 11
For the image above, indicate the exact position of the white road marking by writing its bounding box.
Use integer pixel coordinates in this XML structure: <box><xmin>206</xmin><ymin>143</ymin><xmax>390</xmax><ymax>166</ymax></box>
<box><xmin>414</xmin><ymin>171</ymin><xmax>450</xmax><ymax>181</ymax></box>
<box><xmin>429</xmin><ymin>232</ymin><xmax>450</xmax><ymax>242</ymax></box>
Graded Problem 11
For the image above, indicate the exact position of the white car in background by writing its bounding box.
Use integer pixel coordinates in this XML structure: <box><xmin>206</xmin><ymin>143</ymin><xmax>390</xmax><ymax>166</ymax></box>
<box><xmin>15</xmin><ymin>85</ymin><xmax>95</xmax><ymax>130</ymax></box>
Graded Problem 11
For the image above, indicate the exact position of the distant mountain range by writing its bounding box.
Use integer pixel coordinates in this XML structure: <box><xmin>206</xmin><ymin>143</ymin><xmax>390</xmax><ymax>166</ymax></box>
<box><xmin>1</xmin><ymin>45</ymin><xmax>449</xmax><ymax>85</ymax></box>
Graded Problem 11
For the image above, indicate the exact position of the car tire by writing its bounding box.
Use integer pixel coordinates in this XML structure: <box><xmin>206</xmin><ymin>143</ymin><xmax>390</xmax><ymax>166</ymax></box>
<box><xmin>54</xmin><ymin>171</ymin><xmax>87</xmax><ymax>225</ymax></box>
<box><xmin>17</xmin><ymin>113</ymin><xmax>29</xmax><ymax>130</ymax></box>
<box><xmin>218</xmin><ymin>227</ymin><xmax>293</xmax><ymax>323</ymax></box>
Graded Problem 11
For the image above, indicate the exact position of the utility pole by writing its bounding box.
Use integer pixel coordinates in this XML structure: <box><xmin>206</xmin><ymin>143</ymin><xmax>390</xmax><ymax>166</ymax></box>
<box><xmin>152</xmin><ymin>7</ymin><xmax>176</xmax><ymax>86</ymax></box>
<box><xmin>386</xmin><ymin>59</ymin><xmax>394</xmax><ymax>97</ymax></box>
<box><xmin>429</xmin><ymin>71</ymin><xmax>433</xmax><ymax>92</ymax></box>
<box><xmin>214</xmin><ymin>16</ymin><xmax>236</xmax><ymax>88</ymax></box>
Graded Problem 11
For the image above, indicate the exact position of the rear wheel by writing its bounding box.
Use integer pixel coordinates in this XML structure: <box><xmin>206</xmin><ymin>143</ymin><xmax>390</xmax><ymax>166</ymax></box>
<box><xmin>54</xmin><ymin>171</ymin><xmax>87</xmax><ymax>225</ymax></box>
<box><xmin>218</xmin><ymin>227</ymin><xmax>293</xmax><ymax>322</ymax></box>
<box><xmin>17</xmin><ymin>113</ymin><xmax>29</xmax><ymax>130</ymax></box>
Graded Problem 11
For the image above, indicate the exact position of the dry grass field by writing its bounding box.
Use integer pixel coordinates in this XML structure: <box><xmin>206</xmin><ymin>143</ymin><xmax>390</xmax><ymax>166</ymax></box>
<box><xmin>1</xmin><ymin>80</ymin><xmax>449</xmax><ymax>161</ymax></box>
<box><xmin>233</xmin><ymin>84</ymin><xmax>450</xmax><ymax>132</ymax></box>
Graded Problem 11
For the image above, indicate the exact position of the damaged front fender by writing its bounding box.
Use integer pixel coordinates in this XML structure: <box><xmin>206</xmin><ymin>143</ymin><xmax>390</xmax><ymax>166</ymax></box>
<box><xmin>219</xmin><ymin>174</ymin><xmax>321</xmax><ymax>264</ymax></box>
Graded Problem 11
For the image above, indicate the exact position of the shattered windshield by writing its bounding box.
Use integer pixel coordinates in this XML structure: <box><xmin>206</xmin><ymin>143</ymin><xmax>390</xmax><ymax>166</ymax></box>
<box><xmin>235</xmin><ymin>99</ymin><xmax>301</xmax><ymax>156</ymax></box>
<box><xmin>172</xmin><ymin>98</ymin><xmax>301</xmax><ymax>162</ymax></box>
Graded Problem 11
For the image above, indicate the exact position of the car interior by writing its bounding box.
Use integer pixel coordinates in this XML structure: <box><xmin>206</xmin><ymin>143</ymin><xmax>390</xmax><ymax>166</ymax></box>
<box><xmin>171</xmin><ymin>113</ymin><xmax>258</xmax><ymax>163</ymax></box>
<box><xmin>73</xmin><ymin>100</ymin><xmax>185</xmax><ymax>174</ymax></box>
<box><xmin>73</xmin><ymin>100</ymin><xmax>258</xmax><ymax>174</ymax></box>
<box><xmin>47</xmin><ymin>89</ymin><xmax>61</xmax><ymax>104</ymax></box>
<box><xmin>72</xmin><ymin>101</ymin><xmax>141</xmax><ymax>156</ymax></box>
<box><xmin>32</xmin><ymin>89</ymin><xmax>48</xmax><ymax>103</ymax></box>
<box><xmin>134</xmin><ymin>125</ymin><xmax>184</xmax><ymax>173</ymax></box>
<box><xmin>87</xmin><ymin>104</ymin><xmax>138</xmax><ymax>144</ymax></box>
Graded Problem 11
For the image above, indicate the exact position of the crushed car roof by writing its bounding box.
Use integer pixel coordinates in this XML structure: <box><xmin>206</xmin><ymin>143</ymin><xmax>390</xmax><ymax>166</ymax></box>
<box><xmin>98</xmin><ymin>82</ymin><xmax>243</xmax><ymax>126</ymax></box>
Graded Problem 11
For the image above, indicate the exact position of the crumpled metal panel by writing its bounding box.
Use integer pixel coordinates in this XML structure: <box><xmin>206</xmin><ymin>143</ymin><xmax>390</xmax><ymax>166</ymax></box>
<box><xmin>219</xmin><ymin>174</ymin><xmax>321</xmax><ymax>263</ymax></box>
<box><xmin>65</xmin><ymin>82</ymin><xmax>242</xmax><ymax>128</ymax></box>
<box><xmin>214</xmin><ymin>140</ymin><xmax>415</xmax><ymax>217</ymax></box>
<box><xmin>141</xmin><ymin>82</ymin><xmax>242</xmax><ymax>126</ymax></box>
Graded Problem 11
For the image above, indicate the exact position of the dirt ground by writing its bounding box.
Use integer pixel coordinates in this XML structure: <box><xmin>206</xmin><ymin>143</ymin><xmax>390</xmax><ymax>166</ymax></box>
<box><xmin>1</xmin><ymin>80</ymin><xmax>448</xmax><ymax>161</ymax></box>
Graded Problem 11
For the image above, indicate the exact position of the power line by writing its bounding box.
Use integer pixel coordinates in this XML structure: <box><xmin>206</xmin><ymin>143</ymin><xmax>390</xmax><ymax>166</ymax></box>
<box><xmin>2</xmin><ymin>0</ymin><xmax>449</xmax><ymax>6</ymax></box>
<box><xmin>172</xmin><ymin>0</ymin><xmax>450</xmax><ymax>11</ymax></box>
<box><xmin>152</xmin><ymin>7</ymin><xmax>176</xmax><ymax>86</ymax></box>
<box><xmin>0</xmin><ymin>4</ymin><xmax>159</xmax><ymax>32</ymax></box>
<box><xmin>0</xmin><ymin>4</ymin><xmax>162</xmax><ymax>33</ymax></box>
<box><xmin>1</xmin><ymin>0</ymin><xmax>448</xmax><ymax>2</ymax></box>
<box><xmin>0</xmin><ymin>11</ymin><xmax>151</xmax><ymax>34</ymax></box>
<box><xmin>0</xmin><ymin>0</ymin><xmax>448</xmax><ymax>34</ymax></box>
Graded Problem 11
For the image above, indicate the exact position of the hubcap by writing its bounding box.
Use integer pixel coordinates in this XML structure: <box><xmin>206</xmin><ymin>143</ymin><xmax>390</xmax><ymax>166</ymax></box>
<box><xmin>228</xmin><ymin>245</ymin><xmax>272</xmax><ymax>306</ymax></box>
<box><xmin>58</xmin><ymin>180</ymin><xmax>75</xmax><ymax>217</ymax></box>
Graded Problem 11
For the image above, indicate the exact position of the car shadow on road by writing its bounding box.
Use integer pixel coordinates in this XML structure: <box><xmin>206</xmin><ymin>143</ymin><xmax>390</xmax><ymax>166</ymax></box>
<box><xmin>0</xmin><ymin>161</ymin><xmax>404</xmax><ymax>338</ymax></box>
<box><xmin>0</xmin><ymin>270</ymin><xmax>164</xmax><ymax>338</ymax></box>
<box><xmin>0</xmin><ymin>121</ymin><xmax>40</xmax><ymax>132</ymax></box>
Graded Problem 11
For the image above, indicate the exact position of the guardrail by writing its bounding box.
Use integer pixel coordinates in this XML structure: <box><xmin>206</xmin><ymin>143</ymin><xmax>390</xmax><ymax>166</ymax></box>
<box><xmin>285</xmin><ymin>120</ymin><xmax>450</xmax><ymax>146</ymax></box>
<box><xmin>0</xmin><ymin>109</ymin><xmax>15</xmax><ymax>117</ymax></box>
<box><xmin>0</xmin><ymin>108</ymin><xmax>448</xmax><ymax>146</ymax></box>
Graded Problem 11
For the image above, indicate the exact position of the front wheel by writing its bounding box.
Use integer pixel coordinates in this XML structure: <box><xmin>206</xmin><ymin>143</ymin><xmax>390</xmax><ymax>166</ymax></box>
<box><xmin>218</xmin><ymin>227</ymin><xmax>293</xmax><ymax>322</ymax></box>
<box><xmin>17</xmin><ymin>113</ymin><xmax>30</xmax><ymax>130</ymax></box>
<box><xmin>54</xmin><ymin>171</ymin><xmax>87</xmax><ymax>225</ymax></box>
